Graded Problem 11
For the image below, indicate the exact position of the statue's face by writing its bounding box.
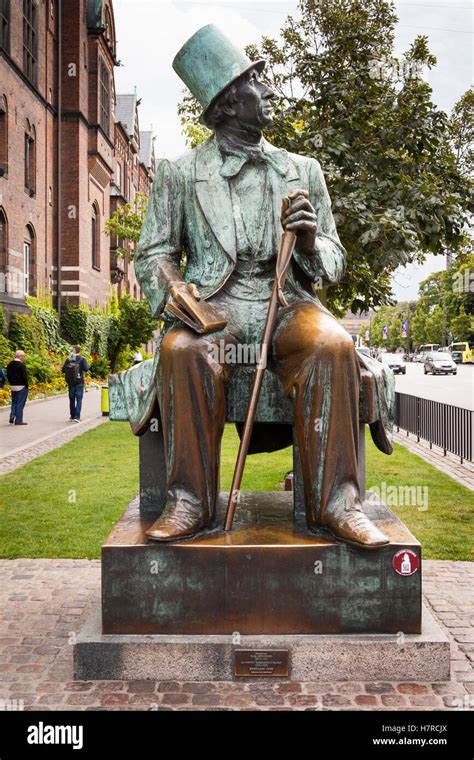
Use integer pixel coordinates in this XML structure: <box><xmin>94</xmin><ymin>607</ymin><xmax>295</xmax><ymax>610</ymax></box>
<box><xmin>231</xmin><ymin>67</ymin><xmax>275</xmax><ymax>127</ymax></box>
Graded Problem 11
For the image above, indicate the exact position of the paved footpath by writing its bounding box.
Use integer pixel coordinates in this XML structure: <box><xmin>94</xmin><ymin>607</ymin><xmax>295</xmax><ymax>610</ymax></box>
<box><xmin>393</xmin><ymin>432</ymin><xmax>474</xmax><ymax>491</ymax></box>
<box><xmin>0</xmin><ymin>559</ymin><xmax>472</xmax><ymax>711</ymax></box>
<box><xmin>0</xmin><ymin>389</ymin><xmax>105</xmax><ymax>475</ymax></box>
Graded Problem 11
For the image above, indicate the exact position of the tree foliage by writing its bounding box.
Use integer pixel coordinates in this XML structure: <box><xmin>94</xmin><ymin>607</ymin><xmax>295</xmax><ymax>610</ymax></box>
<box><xmin>107</xmin><ymin>294</ymin><xmax>158</xmax><ymax>373</ymax></box>
<box><xmin>178</xmin><ymin>0</ymin><xmax>473</xmax><ymax>315</ymax></box>
<box><xmin>361</xmin><ymin>253</ymin><xmax>474</xmax><ymax>348</ymax></box>
<box><xmin>105</xmin><ymin>193</ymin><xmax>149</xmax><ymax>259</ymax></box>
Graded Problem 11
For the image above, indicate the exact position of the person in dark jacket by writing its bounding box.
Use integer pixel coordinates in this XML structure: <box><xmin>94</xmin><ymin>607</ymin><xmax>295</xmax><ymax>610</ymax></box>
<box><xmin>6</xmin><ymin>350</ymin><xmax>29</xmax><ymax>425</ymax></box>
<box><xmin>62</xmin><ymin>345</ymin><xmax>89</xmax><ymax>422</ymax></box>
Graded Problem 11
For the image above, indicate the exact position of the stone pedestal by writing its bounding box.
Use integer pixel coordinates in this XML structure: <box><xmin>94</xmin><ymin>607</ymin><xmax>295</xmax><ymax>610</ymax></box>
<box><xmin>101</xmin><ymin>492</ymin><xmax>422</xmax><ymax>635</ymax></box>
<box><xmin>74</xmin><ymin>602</ymin><xmax>449</xmax><ymax>682</ymax></box>
<box><xmin>72</xmin><ymin>491</ymin><xmax>452</xmax><ymax>682</ymax></box>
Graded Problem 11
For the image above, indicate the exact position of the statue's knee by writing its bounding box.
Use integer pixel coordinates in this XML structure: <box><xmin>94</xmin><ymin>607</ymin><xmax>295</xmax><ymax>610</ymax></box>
<box><xmin>332</xmin><ymin>329</ymin><xmax>356</xmax><ymax>355</ymax></box>
<box><xmin>160</xmin><ymin>329</ymin><xmax>196</xmax><ymax>361</ymax></box>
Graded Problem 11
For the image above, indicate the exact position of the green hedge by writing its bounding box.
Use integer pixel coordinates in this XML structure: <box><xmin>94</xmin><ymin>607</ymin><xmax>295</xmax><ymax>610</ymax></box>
<box><xmin>8</xmin><ymin>313</ymin><xmax>46</xmax><ymax>353</ymax></box>
<box><xmin>0</xmin><ymin>334</ymin><xmax>13</xmax><ymax>368</ymax></box>
<box><xmin>0</xmin><ymin>304</ymin><xmax>7</xmax><ymax>336</ymax></box>
<box><xmin>60</xmin><ymin>305</ymin><xmax>112</xmax><ymax>355</ymax></box>
<box><xmin>26</xmin><ymin>296</ymin><xmax>63</xmax><ymax>351</ymax></box>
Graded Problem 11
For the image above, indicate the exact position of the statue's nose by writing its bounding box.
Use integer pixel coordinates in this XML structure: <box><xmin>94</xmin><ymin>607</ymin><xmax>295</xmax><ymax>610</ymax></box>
<box><xmin>263</xmin><ymin>87</ymin><xmax>276</xmax><ymax>101</ymax></box>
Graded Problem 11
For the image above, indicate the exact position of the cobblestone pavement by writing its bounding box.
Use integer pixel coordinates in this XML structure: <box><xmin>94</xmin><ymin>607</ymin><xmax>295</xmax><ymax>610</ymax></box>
<box><xmin>393</xmin><ymin>431</ymin><xmax>474</xmax><ymax>491</ymax></box>
<box><xmin>0</xmin><ymin>559</ymin><xmax>472</xmax><ymax>711</ymax></box>
<box><xmin>0</xmin><ymin>416</ymin><xmax>106</xmax><ymax>476</ymax></box>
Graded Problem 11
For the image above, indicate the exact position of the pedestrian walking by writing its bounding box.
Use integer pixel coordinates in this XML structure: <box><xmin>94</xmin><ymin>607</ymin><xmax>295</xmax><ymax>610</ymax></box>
<box><xmin>62</xmin><ymin>345</ymin><xmax>89</xmax><ymax>422</ymax></box>
<box><xmin>6</xmin><ymin>350</ymin><xmax>29</xmax><ymax>425</ymax></box>
<box><xmin>133</xmin><ymin>350</ymin><xmax>143</xmax><ymax>365</ymax></box>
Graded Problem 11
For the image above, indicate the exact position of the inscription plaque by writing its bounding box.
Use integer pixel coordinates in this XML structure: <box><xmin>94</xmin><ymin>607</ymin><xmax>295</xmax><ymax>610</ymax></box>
<box><xmin>234</xmin><ymin>649</ymin><xmax>290</xmax><ymax>677</ymax></box>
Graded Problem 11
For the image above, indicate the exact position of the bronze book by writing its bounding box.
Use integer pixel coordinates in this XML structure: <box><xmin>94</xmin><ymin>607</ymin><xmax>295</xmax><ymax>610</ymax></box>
<box><xmin>164</xmin><ymin>287</ymin><xmax>227</xmax><ymax>334</ymax></box>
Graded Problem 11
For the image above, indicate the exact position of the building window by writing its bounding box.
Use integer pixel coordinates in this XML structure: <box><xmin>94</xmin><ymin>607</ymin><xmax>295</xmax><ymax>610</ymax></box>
<box><xmin>50</xmin><ymin>0</ymin><xmax>54</xmax><ymax>19</ymax></box>
<box><xmin>115</xmin><ymin>161</ymin><xmax>121</xmax><ymax>191</ymax></box>
<box><xmin>0</xmin><ymin>0</ymin><xmax>10</xmax><ymax>53</ymax></box>
<box><xmin>24</xmin><ymin>124</ymin><xmax>36</xmax><ymax>195</ymax></box>
<box><xmin>23</xmin><ymin>0</ymin><xmax>38</xmax><ymax>86</ymax></box>
<box><xmin>99</xmin><ymin>59</ymin><xmax>110</xmax><ymax>134</ymax></box>
<box><xmin>0</xmin><ymin>96</ymin><xmax>7</xmax><ymax>177</ymax></box>
<box><xmin>24</xmin><ymin>225</ymin><xmax>35</xmax><ymax>296</ymax></box>
<box><xmin>92</xmin><ymin>202</ymin><xmax>100</xmax><ymax>270</ymax></box>
<box><xmin>0</xmin><ymin>208</ymin><xmax>7</xmax><ymax>293</ymax></box>
<box><xmin>133</xmin><ymin>284</ymin><xmax>137</xmax><ymax>300</ymax></box>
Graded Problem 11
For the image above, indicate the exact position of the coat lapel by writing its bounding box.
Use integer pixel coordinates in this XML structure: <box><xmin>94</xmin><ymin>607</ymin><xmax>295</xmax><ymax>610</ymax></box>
<box><xmin>194</xmin><ymin>137</ymin><xmax>302</xmax><ymax>264</ymax></box>
<box><xmin>195</xmin><ymin>138</ymin><xmax>237</xmax><ymax>262</ymax></box>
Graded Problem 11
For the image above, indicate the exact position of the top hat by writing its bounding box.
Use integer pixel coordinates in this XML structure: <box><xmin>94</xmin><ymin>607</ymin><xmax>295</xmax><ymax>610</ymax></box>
<box><xmin>173</xmin><ymin>24</ymin><xmax>265</xmax><ymax>125</ymax></box>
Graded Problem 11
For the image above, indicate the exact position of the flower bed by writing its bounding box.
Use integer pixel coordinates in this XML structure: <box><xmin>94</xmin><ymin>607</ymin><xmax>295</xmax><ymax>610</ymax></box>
<box><xmin>0</xmin><ymin>375</ymin><xmax>105</xmax><ymax>407</ymax></box>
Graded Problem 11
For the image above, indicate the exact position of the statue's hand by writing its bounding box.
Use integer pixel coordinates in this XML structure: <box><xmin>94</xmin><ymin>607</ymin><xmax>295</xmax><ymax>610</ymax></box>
<box><xmin>169</xmin><ymin>281</ymin><xmax>201</xmax><ymax>302</ymax></box>
<box><xmin>282</xmin><ymin>189</ymin><xmax>317</xmax><ymax>255</ymax></box>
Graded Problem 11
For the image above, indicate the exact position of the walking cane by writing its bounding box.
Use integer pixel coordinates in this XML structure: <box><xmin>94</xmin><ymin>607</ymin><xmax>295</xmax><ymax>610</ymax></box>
<box><xmin>224</xmin><ymin>198</ymin><xmax>297</xmax><ymax>531</ymax></box>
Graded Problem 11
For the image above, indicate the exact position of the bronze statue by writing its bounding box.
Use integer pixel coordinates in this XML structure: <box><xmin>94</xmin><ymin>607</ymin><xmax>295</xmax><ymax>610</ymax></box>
<box><xmin>115</xmin><ymin>25</ymin><xmax>395</xmax><ymax>549</ymax></box>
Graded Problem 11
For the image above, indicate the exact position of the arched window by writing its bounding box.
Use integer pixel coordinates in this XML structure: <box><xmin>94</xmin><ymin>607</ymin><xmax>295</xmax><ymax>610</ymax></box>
<box><xmin>24</xmin><ymin>121</ymin><xmax>36</xmax><ymax>195</ymax></box>
<box><xmin>0</xmin><ymin>207</ymin><xmax>8</xmax><ymax>293</ymax></box>
<box><xmin>92</xmin><ymin>202</ymin><xmax>100</xmax><ymax>270</ymax></box>
<box><xmin>133</xmin><ymin>284</ymin><xmax>137</xmax><ymax>300</ymax></box>
<box><xmin>24</xmin><ymin>224</ymin><xmax>35</xmax><ymax>296</ymax></box>
<box><xmin>0</xmin><ymin>95</ymin><xmax>7</xmax><ymax>177</ymax></box>
<box><xmin>0</xmin><ymin>0</ymin><xmax>10</xmax><ymax>53</ymax></box>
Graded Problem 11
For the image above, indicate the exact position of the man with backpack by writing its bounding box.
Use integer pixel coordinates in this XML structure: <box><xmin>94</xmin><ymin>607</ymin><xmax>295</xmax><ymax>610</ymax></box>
<box><xmin>62</xmin><ymin>345</ymin><xmax>89</xmax><ymax>422</ymax></box>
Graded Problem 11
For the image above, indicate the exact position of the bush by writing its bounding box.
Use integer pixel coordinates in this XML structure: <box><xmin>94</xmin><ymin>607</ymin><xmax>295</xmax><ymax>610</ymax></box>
<box><xmin>0</xmin><ymin>333</ymin><xmax>13</xmax><ymax>369</ymax></box>
<box><xmin>26</xmin><ymin>296</ymin><xmax>63</xmax><ymax>351</ymax></box>
<box><xmin>89</xmin><ymin>354</ymin><xmax>109</xmax><ymax>379</ymax></box>
<box><xmin>0</xmin><ymin>304</ymin><xmax>7</xmax><ymax>336</ymax></box>
<box><xmin>89</xmin><ymin>314</ymin><xmax>111</xmax><ymax>357</ymax></box>
<box><xmin>25</xmin><ymin>351</ymin><xmax>58</xmax><ymax>385</ymax></box>
<box><xmin>60</xmin><ymin>304</ymin><xmax>112</xmax><ymax>355</ymax></box>
<box><xmin>9</xmin><ymin>313</ymin><xmax>46</xmax><ymax>352</ymax></box>
<box><xmin>60</xmin><ymin>305</ymin><xmax>91</xmax><ymax>347</ymax></box>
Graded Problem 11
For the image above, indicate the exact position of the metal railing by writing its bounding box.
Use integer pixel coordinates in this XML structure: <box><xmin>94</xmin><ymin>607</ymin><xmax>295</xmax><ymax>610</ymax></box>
<box><xmin>395</xmin><ymin>393</ymin><xmax>473</xmax><ymax>463</ymax></box>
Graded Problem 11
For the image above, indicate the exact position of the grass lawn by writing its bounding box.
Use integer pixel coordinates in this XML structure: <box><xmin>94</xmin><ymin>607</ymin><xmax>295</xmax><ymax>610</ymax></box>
<box><xmin>0</xmin><ymin>422</ymin><xmax>472</xmax><ymax>560</ymax></box>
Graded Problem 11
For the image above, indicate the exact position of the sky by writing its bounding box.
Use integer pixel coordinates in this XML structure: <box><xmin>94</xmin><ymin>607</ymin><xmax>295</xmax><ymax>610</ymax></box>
<box><xmin>113</xmin><ymin>0</ymin><xmax>473</xmax><ymax>302</ymax></box>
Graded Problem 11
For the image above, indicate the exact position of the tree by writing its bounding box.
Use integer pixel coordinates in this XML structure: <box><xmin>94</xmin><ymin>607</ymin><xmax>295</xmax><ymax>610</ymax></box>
<box><xmin>105</xmin><ymin>193</ymin><xmax>149</xmax><ymax>259</ymax></box>
<box><xmin>107</xmin><ymin>294</ymin><xmax>158</xmax><ymax>372</ymax></box>
<box><xmin>449</xmin><ymin>89</ymin><xmax>474</xmax><ymax>178</ymax></box>
<box><xmin>450</xmin><ymin>307</ymin><xmax>473</xmax><ymax>343</ymax></box>
<box><xmin>178</xmin><ymin>0</ymin><xmax>473</xmax><ymax>316</ymax></box>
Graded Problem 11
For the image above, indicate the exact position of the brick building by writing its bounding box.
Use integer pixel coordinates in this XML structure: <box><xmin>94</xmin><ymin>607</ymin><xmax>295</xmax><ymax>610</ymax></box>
<box><xmin>0</xmin><ymin>0</ymin><xmax>155</xmax><ymax>323</ymax></box>
<box><xmin>111</xmin><ymin>92</ymin><xmax>156</xmax><ymax>300</ymax></box>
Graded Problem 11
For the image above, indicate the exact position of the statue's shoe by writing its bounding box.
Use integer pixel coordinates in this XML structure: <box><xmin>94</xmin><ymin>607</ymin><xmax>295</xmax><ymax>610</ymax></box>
<box><xmin>320</xmin><ymin>508</ymin><xmax>390</xmax><ymax>550</ymax></box>
<box><xmin>145</xmin><ymin>502</ymin><xmax>208</xmax><ymax>543</ymax></box>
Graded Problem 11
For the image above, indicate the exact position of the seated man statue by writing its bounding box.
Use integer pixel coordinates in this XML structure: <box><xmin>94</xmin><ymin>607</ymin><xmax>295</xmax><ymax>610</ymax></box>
<box><xmin>115</xmin><ymin>25</ymin><xmax>395</xmax><ymax>548</ymax></box>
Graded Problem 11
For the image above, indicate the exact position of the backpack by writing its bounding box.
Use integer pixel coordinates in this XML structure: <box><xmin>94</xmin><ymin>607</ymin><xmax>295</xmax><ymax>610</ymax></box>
<box><xmin>64</xmin><ymin>359</ymin><xmax>81</xmax><ymax>387</ymax></box>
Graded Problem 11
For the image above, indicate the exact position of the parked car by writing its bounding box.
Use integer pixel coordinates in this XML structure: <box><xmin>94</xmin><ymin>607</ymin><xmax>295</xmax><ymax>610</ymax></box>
<box><xmin>379</xmin><ymin>353</ymin><xmax>406</xmax><ymax>374</ymax></box>
<box><xmin>423</xmin><ymin>352</ymin><xmax>457</xmax><ymax>375</ymax></box>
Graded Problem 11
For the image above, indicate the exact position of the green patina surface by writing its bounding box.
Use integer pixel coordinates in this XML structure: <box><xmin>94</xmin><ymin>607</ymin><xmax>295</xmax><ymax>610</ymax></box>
<box><xmin>172</xmin><ymin>24</ymin><xmax>265</xmax><ymax>121</ymax></box>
